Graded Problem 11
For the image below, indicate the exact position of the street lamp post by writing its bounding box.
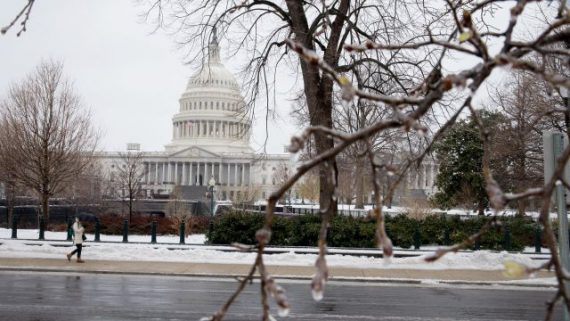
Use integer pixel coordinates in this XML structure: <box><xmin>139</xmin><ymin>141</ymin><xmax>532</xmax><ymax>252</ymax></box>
<box><xmin>208</xmin><ymin>177</ymin><xmax>216</xmax><ymax>240</ymax></box>
<box><xmin>559</xmin><ymin>86</ymin><xmax>570</xmax><ymax>321</ymax></box>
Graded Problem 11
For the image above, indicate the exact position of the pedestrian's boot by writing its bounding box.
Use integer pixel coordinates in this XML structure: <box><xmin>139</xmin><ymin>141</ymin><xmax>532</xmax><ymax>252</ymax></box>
<box><xmin>66</xmin><ymin>253</ymin><xmax>71</xmax><ymax>262</ymax></box>
<box><xmin>76</xmin><ymin>259</ymin><xmax>85</xmax><ymax>263</ymax></box>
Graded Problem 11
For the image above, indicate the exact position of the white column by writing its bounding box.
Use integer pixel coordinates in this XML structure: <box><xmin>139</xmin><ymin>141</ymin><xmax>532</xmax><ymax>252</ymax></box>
<box><xmin>241</xmin><ymin>163</ymin><xmax>245</xmax><ymax>186</ymax></box>
<box><xmin>161</xmin><ymin>162</ymin><xmax>165</xmax><ymax>184</ymax></box>
<box><xmin>247</xmin><ymin>164</ymin><xmax>251</xmax><ymax>185</ymax></box>
<box><xmin>174</xmin><ymin>162</ymin><xmax>178</xmax><ymax>184</ymax></box>
<box><xmin>143</xmin><ymin>163</ymin><xmax>148</xmax><ymax>184</ymax></box>
<box><xmin>197</xmin><ymin>162</ymin><xmax>201</xmax><ymax>185</ymax></box>
<box><xmin>206</xmin><ymin>121</ymin><xmax>210</xmax><ymax>137</ymax></box>
<box><xmin>227</xmin><ymin>163</ymin><xmax>231</xmax><ymax>187</ymax></box>
<box><xmin>205</xmin><ymin>162</ymin><xmax>209</xmax><ymax>185</ymax></box>
<box><xmin>218</xmin><ymin>162</ymin><xmax>222</xmax><ymax>183</ymax></box>
<box><xmin>189</xmin><ymin>162</ymin><xmax>193</xmax><ymax>186</ymax></box>
<box><xmin>154</xmin><ymin>162</ymin><xmax>158</xmax><ymax>184</ymax></box>
<box><xmin>182</xmin><ymin>163</ymin><xmax>186</xmax><ymax>185</ymax></box>
<box><xmin>234</xmin><ymin>163</ymin><xmax>238</xmax><ymax>187</ymax></box>
<box><xmin>165</xmin><ymin>162</ymin><xmax>169</xmax><ymax>182</ymax></box>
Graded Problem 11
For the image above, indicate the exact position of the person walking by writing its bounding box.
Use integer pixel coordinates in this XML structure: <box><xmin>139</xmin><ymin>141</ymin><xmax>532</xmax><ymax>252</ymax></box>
<box><xmin>66</xmin><ymin>218</ymin><xmax>85</xmax><ymax>263</ymax></box>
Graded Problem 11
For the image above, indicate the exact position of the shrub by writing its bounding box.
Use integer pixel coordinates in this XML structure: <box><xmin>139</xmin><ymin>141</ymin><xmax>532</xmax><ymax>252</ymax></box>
<box><xmin>207</xmin><ymin>210</ymin><xmax>538</xmax><ymax>251</ymax></box>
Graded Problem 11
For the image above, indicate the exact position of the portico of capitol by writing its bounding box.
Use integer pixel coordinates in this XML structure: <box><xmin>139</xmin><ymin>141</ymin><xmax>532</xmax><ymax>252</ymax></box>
<box><xmin>97</xmin><ymin>31</ymin><xmax>290</xmax><ymax>203</ymax></box>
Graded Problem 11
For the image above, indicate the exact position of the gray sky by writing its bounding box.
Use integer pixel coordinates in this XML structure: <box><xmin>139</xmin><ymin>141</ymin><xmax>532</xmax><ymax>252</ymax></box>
<box><xmin>0</xmin><ymin>1</ymin><xmax>297</xmax><ymax>154</ymax></box>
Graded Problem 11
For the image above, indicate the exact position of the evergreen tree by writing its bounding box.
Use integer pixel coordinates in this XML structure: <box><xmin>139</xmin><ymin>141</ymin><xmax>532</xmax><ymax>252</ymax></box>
<box><xmin>433</xmin><ymin>113</ymin><xmax>506</xmax><ymax>214</ymax></box>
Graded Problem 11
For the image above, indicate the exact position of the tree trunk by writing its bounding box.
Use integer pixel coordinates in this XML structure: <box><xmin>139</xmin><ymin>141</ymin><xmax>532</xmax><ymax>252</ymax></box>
<box><xmin>7</xmin><ymin>205</ymin><xmax>13</xmax><ymax>228</ymax></box>
<box><xmin>129</xmin><ymin>197</ymin><xmax>133</xmax><ymax>222</ymax></box>
<box><xmin>41</xmin><ymin>191</ymin><xmax>50</xmax><ymax>227</ymax></box>
<box><xmin>477</xmin><ymin>202</ymin><xmax>485</xmax><ymax>215</ymax></box>
<box><xmin>284</xmin><ymin>1</ymin><xmax>350</xmax><ymax>219</ymax></box>
<box><xmin>355</xmin><ymin>157</ymin><xmax>366</xmax><ymax>209</ymax></box>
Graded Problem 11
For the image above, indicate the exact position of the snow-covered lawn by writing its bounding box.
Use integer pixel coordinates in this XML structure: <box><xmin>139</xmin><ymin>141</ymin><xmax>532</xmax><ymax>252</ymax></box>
<box><xmin>0</xmin><ymin>228</ymin><xmax>547</xmax><ymax>272</ymax></box>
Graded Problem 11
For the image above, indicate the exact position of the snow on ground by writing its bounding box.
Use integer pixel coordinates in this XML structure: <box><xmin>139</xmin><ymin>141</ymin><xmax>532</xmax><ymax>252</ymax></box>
<box><xmin>1</xmin><ymin>228</ymin><xmax>206</xmax><ymax>244</ymax></box>
<box><xmin>0</xmin><ymin>228</ymin><xmax>547</xmax><ymax>273</ymax></box>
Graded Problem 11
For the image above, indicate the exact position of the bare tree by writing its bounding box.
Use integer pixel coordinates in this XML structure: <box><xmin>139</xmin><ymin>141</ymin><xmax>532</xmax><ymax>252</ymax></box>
<box><xmin>145</xmin><ymin>0</ymin><xmax>438</xmax><ymax>224</ymax></box>
<box><xmin>294</xmin><ymin>171</ymin><xmax>319</xmax><ymax>204</ymax></box>
<box><xmin>0</xmin><ymin>60</ymin><xmax>99</xmax><ymax>225</ymax></box>
<box><xmin>5</xmin><ymin>2</ymin><xmax>570</xmax><ymax>320</ymax></box>
<box><xmin>0</xmin><ymin>157</ymin><xmax>21</xmax><ymax>227</ymax></box>
<box><xmin>114</xmin><ymin>150</ymin><xmax>147</xmax><ymax>221</ymax></box>
<box><xmin>232</xmin><ymin>184</ymin><xmax>261</xmax><ymax>208</ymax></box>
<box><xmin>166</xmin><ymin>187</ymin><xmax>193</xmax><ymax>236</ymax></box>
<box><xmin>489</xmin><ymin>69</ymin><xmax>565</xmax><ymax>214</ymax></box>
<box><xmin>177</xmin><ymin>3</ymin><xmax>570</xmax><ymax>320</ymax></box>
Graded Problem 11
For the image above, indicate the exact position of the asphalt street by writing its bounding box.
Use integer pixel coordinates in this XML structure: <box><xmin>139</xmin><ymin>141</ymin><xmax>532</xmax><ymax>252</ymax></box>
<box><xmin>0</xmin><ymin>271</ymin><xmax>561</xmax><ymax>321</ymax></box>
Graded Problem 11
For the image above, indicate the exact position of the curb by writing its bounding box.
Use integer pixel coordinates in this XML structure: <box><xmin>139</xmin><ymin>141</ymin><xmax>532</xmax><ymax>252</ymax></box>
<box><xmin>0</xmin><ymin>266</ymin><xmax>555</xmax><ymax>289</ymax></box>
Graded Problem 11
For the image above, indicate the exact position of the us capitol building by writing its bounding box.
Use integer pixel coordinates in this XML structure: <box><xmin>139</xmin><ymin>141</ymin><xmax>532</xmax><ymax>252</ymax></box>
<box><xmin>97</xmin><ymin>32</ymin><xmax>290</xmax><ymax>202</ymax></box>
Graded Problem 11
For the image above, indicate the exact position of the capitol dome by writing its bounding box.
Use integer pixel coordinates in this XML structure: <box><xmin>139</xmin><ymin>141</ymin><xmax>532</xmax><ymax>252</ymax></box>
<box><xmin>165</xmin><ymin>29</ymin><xmax>253</xmax><ymax>155</ymax></box>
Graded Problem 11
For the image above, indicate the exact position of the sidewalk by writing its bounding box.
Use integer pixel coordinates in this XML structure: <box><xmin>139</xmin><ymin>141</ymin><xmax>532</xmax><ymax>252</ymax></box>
<box><xmin>0</xmin><ymin>257</ymin><xmax>556</xmax><ymax>286</ymax></box>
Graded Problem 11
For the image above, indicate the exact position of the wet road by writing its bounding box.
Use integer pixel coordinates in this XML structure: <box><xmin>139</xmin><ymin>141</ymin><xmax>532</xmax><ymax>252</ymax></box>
<box><xmin>0</xmin><ymin>271</ymin><xmax>561</xmax><ymax>321</ymax></box>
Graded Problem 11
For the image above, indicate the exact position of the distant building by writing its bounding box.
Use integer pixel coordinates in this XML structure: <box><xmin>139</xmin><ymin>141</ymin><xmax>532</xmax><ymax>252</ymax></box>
<box><xmin>97</xmin><ymin>30</ymin><xmax>290</xmax><ymax>202</ymax></box>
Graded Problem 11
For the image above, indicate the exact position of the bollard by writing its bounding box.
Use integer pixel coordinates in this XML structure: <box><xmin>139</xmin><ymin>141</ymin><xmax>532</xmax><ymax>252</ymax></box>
<box><xmin>122</xmin><ymin>219</ymin><xmax>129</xmax><ymax>243</ymax></box>
<box><xmin>11</xmin><ymin>214</ymin><xmax>17</xmax><ymax>239</ymax></box>
<box><xmin>503</xmin><ymin>225</ymin><xmax>512</xmax><ymax>251</ymax></box>
<box><xmin>151</xmin><ymin>221</ymin><xmax>157</xmax><ymax>244</ymax></box>
<box><xmin>38</xmin><ymin>215</ymin><xmax>45</xmax><ymax>240</ymax></box>
<box><xmin>534</xmin><ymin>224</ymin><xmax>542</xmax><ymax>253</ymax></box>
<box><xmin>67</xmin><ymin>218</ymin><xmax>73</xmax><ymax>241</ymax></box>
<box><xmin>179</xmin><ymin>221</ymin><xmax>185</xmax><ymax>244</ymax></box>
<box><xmin>443</xmin><ymin>225</ymin><xmax>451</xmax><ymax>246</ymax></box>
<box><xmin>94</xmin><ymin>220</ymin><xmax>101</xmax><ymax>242</ymax></box>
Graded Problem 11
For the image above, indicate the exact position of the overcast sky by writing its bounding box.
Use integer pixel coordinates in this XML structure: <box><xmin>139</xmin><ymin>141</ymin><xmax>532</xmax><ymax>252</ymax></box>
<box><xmin>0</xmin><ymin>1</ymin><xmax>297</xmax><ymax>154</ymax></box>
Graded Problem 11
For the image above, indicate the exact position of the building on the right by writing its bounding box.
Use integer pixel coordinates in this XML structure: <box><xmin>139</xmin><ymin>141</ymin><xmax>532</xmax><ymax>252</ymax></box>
<box><xmin>368</xmin><ymin>152</ymin><xmax>440</xmax><ymax>207</ymax></box>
